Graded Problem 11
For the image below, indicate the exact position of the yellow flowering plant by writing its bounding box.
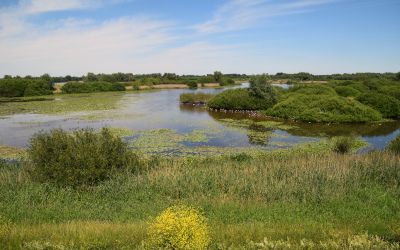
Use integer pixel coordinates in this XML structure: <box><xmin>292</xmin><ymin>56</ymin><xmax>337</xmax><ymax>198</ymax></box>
<box><xmin>147</xmin><ymin>205</ymin><xmax>210</xmax><ymax>250</ymax></box>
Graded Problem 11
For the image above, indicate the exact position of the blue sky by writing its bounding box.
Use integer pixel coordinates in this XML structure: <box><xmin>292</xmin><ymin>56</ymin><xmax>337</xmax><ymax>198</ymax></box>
<box><xmin>0</xmin><ymin>0</ymin><xmax>399</xmax><ymax>76</ymax></box>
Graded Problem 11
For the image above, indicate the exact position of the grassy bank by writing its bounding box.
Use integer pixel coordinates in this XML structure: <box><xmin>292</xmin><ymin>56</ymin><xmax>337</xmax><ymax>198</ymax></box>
<box><xmin>1</xmin><ymin>149</ymin><xmax>399</xmax><ymax>248</ymax></box>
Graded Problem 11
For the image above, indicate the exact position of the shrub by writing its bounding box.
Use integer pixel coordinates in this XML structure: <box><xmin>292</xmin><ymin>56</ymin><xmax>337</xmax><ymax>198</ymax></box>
<box><xmin>289</xmin><ymin>84</ymin><xmax>337</xmax><ymax>96</ymax></box>
<box><xmin>219</xmin><ymin>78</ymin><xmax>235</xmax><ymax>86</ymax></box>
<box><xmin>180</xmin><ymin>93</ymin><xmax>214</xmax><ymax>104</ymax></box>
<box><xmin>357</xmin><ymin>93</ymin><xmax>400</xmax><ymax>118</ymax></box>
<box><xmin>334</xmin><ymin>86</ymin><xmax>361</xmax><ymax>97</ymax></box>
<box><xmin>147</xmin><ymin>205</ymin><xmax>210</xmax><ymax>250</ymax></box>
<box><xmin>379</xmin><ymin>85</ymin><xmax>400</xmax><ymax>101</ymax></box>
<box><xmin>266</xmin><ymin>94</ymin><xmax>382</xmax><ymax>122</ymax></box>
<box><xmin>387</xmin><ymin>134</ymin><xmax>400</xmax><ymax>155</ymax></box>
<box><xmin>332</xmin><ymin>136</ymin><xmax>355</xmax><ymax>154</ymax></box>
<box><xmin>0</xmin><ymin>79</ymin><xmax>53</xmax><ymax>97</ymax></box>
<box><xmin>186</xmin><ymin>81</ymin><xmax>198</xmax><ymax>89</ymax></box>
<box><xmin>249</xmin><ymin>74</ymin><xmax>277</xmax><ymax>103</ymax></box>
<box><xmin>61</xmin><ymin>81</ymin><xmax>125</xmax><ymax>93</ymax></box>
<box><xmin>27</xmin><ymin>128</ymin><xmax>137</xmax><ymax>187</ymax></box>
<box><xmin>208</xmin><ymin>89</ymin><xmax>275</xmax><ymax>110</ymax></box>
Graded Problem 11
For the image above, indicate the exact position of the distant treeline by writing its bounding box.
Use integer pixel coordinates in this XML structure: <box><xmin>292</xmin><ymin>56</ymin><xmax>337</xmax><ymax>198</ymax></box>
<box><xmin>270</xmin><ymin>72</ymin><xmax>400</xmax><ymax>82</ymax></box>
<box><xmin>1</xmin><ymin>71</ymin><xmax>399</xmax><ymax>97</ymax></box>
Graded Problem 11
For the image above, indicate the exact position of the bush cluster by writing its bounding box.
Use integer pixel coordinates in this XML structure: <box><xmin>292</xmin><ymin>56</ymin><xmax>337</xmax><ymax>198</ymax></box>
<box><xmin>289</xmin><ymin>84</ymin><xmax>337</xmax><ymax>96</ymax></box>
<box><xmin>147</xmin><ymin>205</ymin><xmax>210</xmax><ymax>250</ymax></box>
<box><xmin>357</xmin><ymin>93</ymin><xmax>400</xmax><ymax>118</ymax></box>
<box><xmin>208</xmin><ymin>89</ymin><xmax>275</xmax><ymax>110</ymax></box>
<box><xmin>61</xmin><ymin>81</ymin><xmax>125</xmax><ymax>93</ymax></box>
<box><xmin>334</xmin><ymin>86</ymin><xmax>361</xmax><ymax>97</ymax></box>
<box><xmin>186</xmin><ymin>81</ymin><xmax>198</xmax><ymax>89</ymax></box>
<box><xmin>27</xmin><ymin>128</ymin><xmax>138</xmax><ymax>187</ymax></box>
<box><xmin>249</xmin><ymin>74</ymin><xmax>277</xmax><ymax>102</ymax></box>
<box><xmin>0</xmin><ymin>79</ymin><xmax>53</xmax><ymax>97</ymax></box>
<box><xmin>266</xmin><ymin>94</ymin><xmax>382</xmax><ymax>122</ymax></box>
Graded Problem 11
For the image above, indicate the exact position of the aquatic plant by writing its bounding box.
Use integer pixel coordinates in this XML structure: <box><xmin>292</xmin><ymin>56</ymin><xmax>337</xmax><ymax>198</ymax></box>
<box><xmin>179</xmin><ymin>92</ymin><xmax>214</xmax><ymax>104</ymax></box>
<box><xmin>147</xmin><ymin>205</ymin><xmax>210</xmax><ymax>250</ymax></box>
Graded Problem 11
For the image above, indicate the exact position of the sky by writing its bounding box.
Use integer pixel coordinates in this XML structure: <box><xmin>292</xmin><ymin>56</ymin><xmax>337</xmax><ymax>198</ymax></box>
<box><xmin>0</xmin><ymin>0</ymin><xmax>399</xmax><ymax>76</ymax></box>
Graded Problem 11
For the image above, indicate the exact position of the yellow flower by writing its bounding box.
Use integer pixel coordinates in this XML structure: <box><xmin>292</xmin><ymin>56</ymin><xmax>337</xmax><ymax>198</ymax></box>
<box><xmin>147</xmin><ymin>205</ymin><xmax>210</xmax><ymax>250</ymax></box>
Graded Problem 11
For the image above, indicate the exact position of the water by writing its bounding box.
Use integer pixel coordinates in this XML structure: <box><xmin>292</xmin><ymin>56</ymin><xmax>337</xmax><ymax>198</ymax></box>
<box><xmin>0</xmin><ymin>83</ymin><xmax>399</xmax><ymax>153</ymax></box>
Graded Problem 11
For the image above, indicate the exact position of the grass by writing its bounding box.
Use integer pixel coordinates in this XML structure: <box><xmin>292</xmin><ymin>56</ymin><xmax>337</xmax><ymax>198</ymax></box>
<box><xmin>1</xmin><ymin>149</ymin><xmax>399</xmax><ymax>248</ymax></box>
<box><xmin>0</xmin><ymin>145</ymin><xmax>25</xmax><ymax>160</ymax></box>
<box><xmin>180</xmin><ymin>92</ymin><xmax>214</xmax><ymax>104</ymax></box>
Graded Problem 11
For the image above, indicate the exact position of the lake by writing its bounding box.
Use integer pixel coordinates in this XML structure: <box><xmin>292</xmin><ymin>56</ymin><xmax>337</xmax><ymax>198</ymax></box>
<box><xmin>0</xmin><ymin>83</ymin><xmax>399</xmax><ymax>155</ymax></box>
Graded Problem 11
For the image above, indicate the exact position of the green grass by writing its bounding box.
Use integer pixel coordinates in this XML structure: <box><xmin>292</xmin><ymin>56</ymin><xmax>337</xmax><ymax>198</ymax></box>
<box><xmin>180</xmin><ymin>92</ymin><xmax>214</xmax><ymax>104</ymax></box>
<box><xmin>1</xmin><ymin>149</ymin><xmax>399</xmax><ymax>248</ymax></box>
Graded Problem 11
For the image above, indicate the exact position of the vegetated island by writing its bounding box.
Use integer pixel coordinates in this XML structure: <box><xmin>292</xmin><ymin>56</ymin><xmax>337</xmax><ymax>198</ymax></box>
<box><xmin>181</xmin><ymin>72</ymin><xmax>400</xmax><ymax>123</ymax></box>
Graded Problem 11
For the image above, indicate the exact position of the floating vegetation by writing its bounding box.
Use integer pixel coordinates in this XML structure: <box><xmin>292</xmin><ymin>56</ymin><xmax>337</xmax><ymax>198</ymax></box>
<box><xmin>0</xmin><ymin>145</ymin><xmax>25</xmax><ymax>160</ymax></box>
<box><xmin>78</xmin><ymin>111</ymin><xmax>143</xmax><ymax>121</ymax></box>
<box><xmin>183</xmin><ymin>129</ymin><xmax>209</xmax><ymax>143</ymax></box>
<box><xmin>0</xmin><ymin>92</ymin><xmax>124</xmax><ymax>116</ymax></box>
<box><xmin>106</xmin><ymin>127</ymin><xmax>137</xmax><ymax>138</ymax></box>
<box><xmin>218</xmin><ymin>118</ymin><xmax>297</xmax><ymax>131</ymax></box>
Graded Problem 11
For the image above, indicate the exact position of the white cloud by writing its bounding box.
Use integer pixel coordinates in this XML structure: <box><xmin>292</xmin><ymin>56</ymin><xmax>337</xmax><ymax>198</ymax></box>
<box><xmin>0</xmin><ymin>17</ymin><xmax>176</xmax><ymax>76</ymax></box>
<box><xmin>195</xmin><ymin>0</ymin><xmax>336</xmax><ymax>33</ymax></box>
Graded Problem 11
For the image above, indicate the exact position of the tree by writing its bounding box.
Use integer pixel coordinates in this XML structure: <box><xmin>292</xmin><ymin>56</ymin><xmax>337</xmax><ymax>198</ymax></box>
<box><xmin>396</xmin><ymin>72</ymin><xmax>400</xmax><ymax>81</ymax></box>
<box><xmin>249</xmin><ymin>74</ymin><xmax>277</xmax><ymax>103</ymax></box>
<box><xmin>85</xmin><ymin>72</ymin><xmax>97</xmax><ymax>82</ymax></box>
<box><xmin>40</xmin><ymin>73</ymin><xmax>51</xmax><ymax>83</ymax></box>
<box><xmin>213</xmin><ymin>71</ymin><xmax>223</xmax><ymax>83</ymax></box>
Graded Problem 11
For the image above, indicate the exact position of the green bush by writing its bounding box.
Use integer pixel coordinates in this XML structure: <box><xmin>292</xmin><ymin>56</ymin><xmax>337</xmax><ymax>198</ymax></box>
<box><xmin>186</xmin><ymin>81</ymin><xmax>198</xmax><ymax>89</ymax></box>
<box><xmin>208</xmin><ymin>89</ymin><xmax>275</xmax><ymax>110</ymax></box>
<box><xmin>180</xmin><ymin>92</ymin><xmax>214</xmax><ymax>104</ymax></box>
<box><xmin>334</xmin><ymin>86</ymin><xmax>361</xmax><ymax>97</ymax></box>
<box><xmin>357</xmin><ymin>93</ymin><xmax>400</xmax><ymax>118</ymax></box>
<box><xmin>0</xmin><ymin>79</ymin><xmax>53</xmax><ymax>97</ymax></box>
<box><xmin>289</xmin><ymin>84</ymin><xmax>337</xmax><ymax>96</ymax></box>
<box><xmin>332</xmin><ymin>136</ymin><xmax>355</xmax><ymax>154</ymax></box>
<box><xmin>249</xmin><ymin>75</ymin><xmax>277</xmax><ymax>103</ymax></box>
<box><xmin>266</xmin><ymin>94</ymin><xmax>382</xmax><ymax>122</ymax></box>
<box><xmin>387</xmin><ymin>134</ymin><xmax>400</xmax><ymax>155</ymax></box>
<box><xmin>379</xmin><ymin>85</ymin><xmax>400</xmax><ymax>101</ymax></box>
<box><xmin>27</xmin><ymin>128</ymin><xmax>138</xmax><ymax>187</ymax></box>
<box><xmin>61</xmin><ymin>81</ymin><xmax>125</xmax><ymax>93</ymax></box>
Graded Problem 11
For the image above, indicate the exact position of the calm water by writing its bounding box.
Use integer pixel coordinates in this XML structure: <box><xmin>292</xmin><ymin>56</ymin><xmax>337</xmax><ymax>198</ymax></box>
<box><xmin>0</xmin><ymin>83</ymin><xmax>399</xmax><ymax>153</ymax></box>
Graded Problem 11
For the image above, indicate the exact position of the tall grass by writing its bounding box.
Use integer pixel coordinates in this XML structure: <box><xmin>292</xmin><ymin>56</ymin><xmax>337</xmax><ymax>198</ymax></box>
<box><xmin>180</xmin><ymin>92</ymin><xmax>214</xmax><ymax>104</ymax></box>
<box><xmin>1</xmin><ymin>151</ymin><xmax>399</xmax><ymax>248</ymax></box>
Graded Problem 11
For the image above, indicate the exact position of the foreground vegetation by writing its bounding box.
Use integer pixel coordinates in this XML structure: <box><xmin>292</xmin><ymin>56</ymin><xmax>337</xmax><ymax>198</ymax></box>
<box><xmin>1</xmin><ymin>129</ymin><xmax>400</xmax><ymax>249</ymax></box>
